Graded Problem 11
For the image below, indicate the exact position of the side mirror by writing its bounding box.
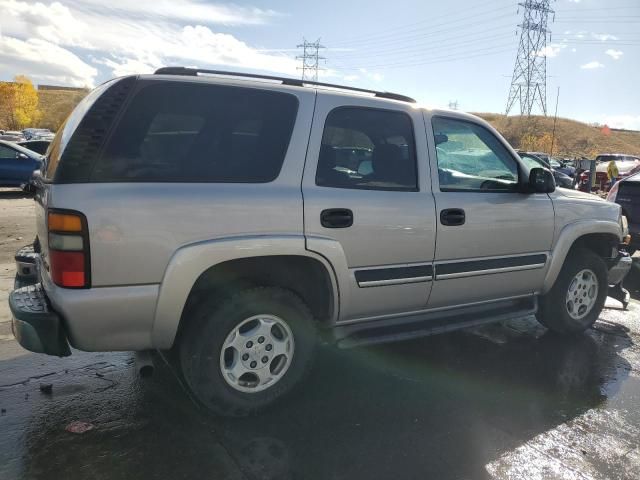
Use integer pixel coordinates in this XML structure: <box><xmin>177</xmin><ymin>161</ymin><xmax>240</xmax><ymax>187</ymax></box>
<box><xmin>434</xmin><ymin>134</ymin><xmax>448</xmax><ymax>146</ymax></box>
<box><xmin>528</xmin><ymin>167</ymin><xmax>555</xmax><ymax>193</ymax></box>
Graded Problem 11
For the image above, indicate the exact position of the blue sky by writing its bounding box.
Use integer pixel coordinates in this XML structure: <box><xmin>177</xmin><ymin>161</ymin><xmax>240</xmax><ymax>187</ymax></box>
<box><xmin>0</xmin><ymin>0</ymin><xmax>638</xmax><ymax>128</ymax></box>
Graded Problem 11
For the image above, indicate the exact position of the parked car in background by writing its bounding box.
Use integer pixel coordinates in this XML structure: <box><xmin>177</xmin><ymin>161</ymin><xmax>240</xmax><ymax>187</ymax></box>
<box><xmin>608</xmin><ymin>172</ymin><xmax>639</xmax><ymax>256</ymax></box>
<box><xmin>550</xmin><ymin>158</ymin><xmax>576</xmax><ymax>178</ymax></box>
<box><xmin>17</xmin><ymin>139</ymin><xmax>51</xmax><ymax>155</ymax></box>
<box><xmin>579</xmin><ymin>155</ymin><xmax>640</xmax><ymax>191</ymax></box>
<box><xmin>518</xmin><ymin>152</ymin><xmax>573</xmax><ymax>188</ymax></box>
<box><xmin>8</xmin><ymin>68</ymin><xmax>631</xmax><ymax>416</ymax></box>
<box><xmin>0</xmin><ymin>140</ymin><xmax>43</xmax><ymax>190</ymax></box>
<box><xmin>22</xmin><ymin>128</ymin><xmax>55</xmax><ymax>141</ymax></box>
<box><xmin>0</xmin><ymin>131</ymin><xmax>26</xmax><ymax>142</ymax></box>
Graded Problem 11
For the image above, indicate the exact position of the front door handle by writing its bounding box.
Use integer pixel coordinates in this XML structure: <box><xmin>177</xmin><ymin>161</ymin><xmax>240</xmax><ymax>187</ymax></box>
<box><xmin>440</xmin><ymin>208</ymin><xmax>465</xmax><ymax>226</ymax></box>
<box><xmin>321</xmin><ymin>209</ymin><xmax>353</xmax><ymax>228</ymax></box>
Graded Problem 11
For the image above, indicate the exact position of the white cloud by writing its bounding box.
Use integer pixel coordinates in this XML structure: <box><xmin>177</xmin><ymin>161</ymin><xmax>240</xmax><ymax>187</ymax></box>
<box><xmin>581</xmin><ymin>61</ymin><xmax>604</xmax><ymax>70</ymax></box>
<box><xmin>601</xmin><ymin>115</ymin><xmax>640</xmax><ymax>131</ymax></box>
<box><xmin>536</xmin><ymin>44</ymin><xmax>565</xmax><ymax>58</ymax></box>
<box><xmin>0</xmin><ymin>36</ymin><xmax>97</xmax><ymax>86</ymax></box>
<box><xmin>357</xmin><ymin>68</ymin><xmax>384</xmax><ymax>83</ymax></box>
<box><xmin>592</xmin><ymin>33</ymin><xmax>618</xmax><ymax>42</ymax></box>
<box><xmin>0</xmin><ymin>0</ymin><xmax>295</xmax><ymax>87</ymax></box>
<box><xmin>605</xmin><ymin>49</ymin><xmax>623</xmax><ymax>60</ymax></box>
<box><xmin>568</xmin><ymin>0</ymin><xmax>581</xmax><ymax>3</ymax></box>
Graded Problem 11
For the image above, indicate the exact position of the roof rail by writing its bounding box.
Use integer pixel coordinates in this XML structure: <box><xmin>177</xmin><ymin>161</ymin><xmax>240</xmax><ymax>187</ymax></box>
<box><xmin>154</xmin><ymin>67</ymin><xmax>416</xmax><ymax>103</ymax></box>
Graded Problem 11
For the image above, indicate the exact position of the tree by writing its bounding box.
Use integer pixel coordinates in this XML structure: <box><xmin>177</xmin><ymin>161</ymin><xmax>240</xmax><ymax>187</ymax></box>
<box><xmin>0</xmin><ymin>75</ymin><xmax>42</xmax><ymax>130</ymax></box>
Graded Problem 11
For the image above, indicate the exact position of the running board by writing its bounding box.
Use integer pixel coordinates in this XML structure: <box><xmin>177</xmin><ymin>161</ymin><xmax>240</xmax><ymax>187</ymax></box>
<box><xmin>334</xmin><ymin>296</ymin><xmax>537</xmax><ymax>349</ymax></box>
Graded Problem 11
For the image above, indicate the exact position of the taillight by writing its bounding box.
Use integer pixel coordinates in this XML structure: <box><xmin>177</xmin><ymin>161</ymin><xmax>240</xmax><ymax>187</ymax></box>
<box><xmin>47</xmin><ymin>210</ymin><xmax>90</xmax><ymax>288</ymax></box>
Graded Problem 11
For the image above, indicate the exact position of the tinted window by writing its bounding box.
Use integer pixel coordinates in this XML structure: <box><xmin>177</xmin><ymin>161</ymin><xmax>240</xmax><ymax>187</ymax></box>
<box><xmin>432</xmin><ymin>117</ymin><xmax>519</xmax><ymax>192</ymax></box>
<box><xmin>0</xmin><ymin>145</ymin><xmax>16</xmax><ymax>160</ymax></box>
<box><xmin>316</xmin><ymin>107</ymin><xmax>417</xmax><ymax>191</ymax></box>
<box><xmin>91</xmin><ymin>82</ymin><xmax>298</xmax><ymax>182</ymax></box>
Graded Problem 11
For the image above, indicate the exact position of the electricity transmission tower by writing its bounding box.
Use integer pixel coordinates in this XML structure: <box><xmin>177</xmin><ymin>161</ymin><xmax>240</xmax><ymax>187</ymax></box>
<box><xmin>296</xmin><ymin>38</ymin><xmax>326</xmax><ymax>81</ymax></box>
<box><xmin>448</xmin><ymin>100</ymin><xmax>459</xmax><ymax>110</ymax></box>
<box><xmin>505</xmin><ymin>0</ymin><xmax>555</xmax><ymax>116</ymax></box>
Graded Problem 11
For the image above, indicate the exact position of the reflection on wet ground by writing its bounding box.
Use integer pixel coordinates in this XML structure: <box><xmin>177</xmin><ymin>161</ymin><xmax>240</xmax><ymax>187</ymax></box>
<box><xmin>1</xmin><ymin>266</ymin><xmax>639</xmax><ymax>480</ymax></box>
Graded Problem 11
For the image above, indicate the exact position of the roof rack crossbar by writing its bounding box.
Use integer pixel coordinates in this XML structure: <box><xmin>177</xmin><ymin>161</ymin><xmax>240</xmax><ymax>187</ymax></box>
<box><xmin>154</xmin><ymin>67</ymin><xmax>416</xmax><ymax>103</ymax></box>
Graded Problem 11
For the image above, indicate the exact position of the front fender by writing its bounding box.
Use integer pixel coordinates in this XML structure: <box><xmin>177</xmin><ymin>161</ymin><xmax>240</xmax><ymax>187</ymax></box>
<box><xmin>151</xmin><ymin>235</ymin><xmax>339</xmax><ymax>348</ymax></box>
<box><xmin>542</xmin><ymin>220</ymin><xmax>622</xmax><ymax>294</ymax></box>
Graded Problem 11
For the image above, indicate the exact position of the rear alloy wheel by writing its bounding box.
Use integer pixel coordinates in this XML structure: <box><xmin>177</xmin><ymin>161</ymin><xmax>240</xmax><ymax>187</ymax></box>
<box><xmin>180</xmin><ymin>287</ymin><xmax>316</xmax><ymax>416</ymax></box>
<box><xmin>537</xmin><ymin>248</ymin><xmax>608</xmax><ymax>334</ymax></box>
<box><xmin>219</xmin><ymin>314</ymin><xmax>295</xmax><ymax>393</ymax></box>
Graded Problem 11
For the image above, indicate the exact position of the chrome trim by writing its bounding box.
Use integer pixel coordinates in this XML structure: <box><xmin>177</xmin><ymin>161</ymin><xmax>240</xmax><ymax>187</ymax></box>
<box><xmin>358</xmin><ymin>276</ymin><xmax>433</xmax><ymax>288</ymax></box>
<box><xmin>436</xmin><ymin>263</ymin><xmax>546</xmax><ymax>280</ymax></box>
<box><xmin>335</xmin><ymin>293</ymin><xmax>536</xmax><ymax>325</ymax></box>
<box><xmin>353</xmin><ymin>261</ymin><xmax>434</xmax><ymax>271</ymax></box>
<box><xmin>435</xmin><ymin>251</ymin><xmax>549</xmax><ymax>265</ymax></box>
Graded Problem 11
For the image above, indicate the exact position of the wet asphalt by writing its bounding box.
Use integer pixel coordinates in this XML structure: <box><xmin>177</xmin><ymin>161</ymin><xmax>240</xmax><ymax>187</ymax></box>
<box><xmin>1</xmin><ymin>264</ymin><xmax>639</xmax><ymax>480</ymax></box>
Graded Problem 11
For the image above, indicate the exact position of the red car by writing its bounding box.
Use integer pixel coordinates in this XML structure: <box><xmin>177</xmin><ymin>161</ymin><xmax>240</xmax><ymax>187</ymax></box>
<box><xmin>578</xmin><ymin>154</ymin><xmax>640</xmax><ymax>191</ymax></box>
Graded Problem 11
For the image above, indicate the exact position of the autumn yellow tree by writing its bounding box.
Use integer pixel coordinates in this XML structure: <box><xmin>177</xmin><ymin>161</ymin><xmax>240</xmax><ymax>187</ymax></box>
<box><xmin>0</xmin><ymin>75</ymin><xmax>42</xmax><ymax>130</ymax></box>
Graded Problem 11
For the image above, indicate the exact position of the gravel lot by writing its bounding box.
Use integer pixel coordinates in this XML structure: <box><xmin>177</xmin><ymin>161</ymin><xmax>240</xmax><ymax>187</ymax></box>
<box><xmin>0</xmin><ymin>188</ymin><xmax>639</xmax><ymax>480</ymax></box>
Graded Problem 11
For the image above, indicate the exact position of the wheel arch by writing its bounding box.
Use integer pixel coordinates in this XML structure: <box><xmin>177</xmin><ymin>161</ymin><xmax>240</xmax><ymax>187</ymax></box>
<box><xmin>151</xmin><ymin>235</ymin><xmax>339</xmax><ymax>349</ymax></box>
<box><xmin>542</xmin><ymin>220</ymin><xmax>621</xmax><ymax>294</ymax></box>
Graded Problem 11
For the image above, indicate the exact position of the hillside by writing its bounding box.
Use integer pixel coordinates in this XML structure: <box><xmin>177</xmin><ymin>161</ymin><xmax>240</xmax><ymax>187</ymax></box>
<box><xmin>37</xmin><ymin>87</ymin><xmax>88</xmax><ymax>131</ymax></box>
<box><xmin>476</xmin><ymin>113</ymin><xmax>640</xmax><ymax>158</ymax></box>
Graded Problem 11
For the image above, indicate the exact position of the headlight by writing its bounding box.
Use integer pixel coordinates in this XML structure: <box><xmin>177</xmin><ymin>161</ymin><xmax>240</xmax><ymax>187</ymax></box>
<box><xmin>620</xmin><ymin>213</ymin><xmax>629</xmax><ymax>237</ymax></box>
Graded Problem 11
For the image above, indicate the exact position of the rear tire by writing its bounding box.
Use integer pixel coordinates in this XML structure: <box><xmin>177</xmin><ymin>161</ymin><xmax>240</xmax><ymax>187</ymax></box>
<box><xmin>179</xmin><ymin>287</ymin><xmax>316</xmax><ymax>416</ymax></box>
<box><xmin>537</xmin><ymin>248</ymin><xmax>608</xmax><ymax>334</ymax></box>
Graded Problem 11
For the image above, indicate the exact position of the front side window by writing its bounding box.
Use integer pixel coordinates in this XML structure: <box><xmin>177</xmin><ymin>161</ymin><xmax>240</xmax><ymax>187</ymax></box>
<box><xmin>92</xmin><ymin>82</ymin><xmax>298</xmax><ymax>183</ymax></box>
<box><xmin>432</xmin><ymin>117</ymin><xmax>519</xmax><ymax>192</ymax></box>
<box><xmin>316</xmin><ymin>107</ymin><xmax>418</xmax><ymax>191</ymax></box>
<box><xmin>0</xmin><ymin>145</ymin><xmax>16</xmax><ymax>160</ymax></box>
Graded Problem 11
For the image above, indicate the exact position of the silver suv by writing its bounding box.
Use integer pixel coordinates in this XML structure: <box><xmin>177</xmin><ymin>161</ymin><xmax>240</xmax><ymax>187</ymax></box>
<box><xmin>9</xmin><ymin>68</ymin><xmax>633</xmax><ymax>415</ymax></box>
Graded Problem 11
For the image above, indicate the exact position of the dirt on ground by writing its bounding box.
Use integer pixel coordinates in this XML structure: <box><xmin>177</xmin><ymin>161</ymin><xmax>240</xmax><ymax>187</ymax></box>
<box><xmin>0</xmin><ymin>189</ymin><xmax>36</xmax><ymax>327</ymax></box>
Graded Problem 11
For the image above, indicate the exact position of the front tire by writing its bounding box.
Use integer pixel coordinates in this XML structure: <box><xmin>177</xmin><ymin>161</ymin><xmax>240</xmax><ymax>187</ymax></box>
<box><xmin>537</xmin><ymin>248</ymin><xmax>608</xmax><ymax>334</ymax></box>
<box><xmin>179</xmin><ymin>287</ymin><xmax>316</xmax><ymax>416</ymax></box>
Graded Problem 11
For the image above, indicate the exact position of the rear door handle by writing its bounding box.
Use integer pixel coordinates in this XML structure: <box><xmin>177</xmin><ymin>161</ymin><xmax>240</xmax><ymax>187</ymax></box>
<box><xmin>440</xmin><ymin>208</ymin><xmax>465</xmax><ymax>226</ymax></box>
<box><xmin>321</xmin><ymin>209</ymin><xmax>353</xmax><ymax>228</ymax></box>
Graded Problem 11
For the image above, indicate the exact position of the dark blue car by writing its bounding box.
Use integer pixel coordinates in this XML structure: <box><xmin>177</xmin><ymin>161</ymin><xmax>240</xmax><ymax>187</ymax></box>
<box><xmin>609</xmin><ymin>172</ymin><xmax>640</xmax><ymax>255</ymax></box>
<box><xmin>0</xmin><ymin>140</ymin><xmax>43</xmax><ymax>190</ymax></box>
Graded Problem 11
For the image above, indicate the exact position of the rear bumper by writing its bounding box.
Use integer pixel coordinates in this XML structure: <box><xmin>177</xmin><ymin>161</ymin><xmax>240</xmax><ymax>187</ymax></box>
<box><xmin>608</xmin><ymin>251</ymin><xmax>633</xmax><ymax>285</ymax></box>
<box><xmin>9</xmin><ymin>283</ymin><xmax>71</xmax><ymax>357</ymax></box>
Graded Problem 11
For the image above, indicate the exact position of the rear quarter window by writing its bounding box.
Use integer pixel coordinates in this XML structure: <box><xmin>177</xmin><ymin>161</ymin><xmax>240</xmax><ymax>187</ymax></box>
<box><xmin>91</xmin><ymin>81</ymin><xmax>298</xmax><ymax>183</ymax></box>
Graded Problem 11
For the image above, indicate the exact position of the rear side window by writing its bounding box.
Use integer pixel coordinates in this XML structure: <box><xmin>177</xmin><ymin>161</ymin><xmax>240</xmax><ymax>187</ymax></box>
<box><xmin>316</xmin><ymin>107</ymin><xmax>418</xmax><ymax>191</ymax></box>
<box><xmin>91</xmin><ymin>82</ymin><xmax>298</xmax><ymax>183</ymax></box>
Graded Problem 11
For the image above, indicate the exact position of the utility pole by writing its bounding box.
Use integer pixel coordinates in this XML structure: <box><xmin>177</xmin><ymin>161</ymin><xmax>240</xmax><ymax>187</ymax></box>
<box><xmin>505</xmin><ymin>1</ymin><xmax>556</xmax><ymax>116</ymax></box>
<box><xmin>296</xmin><ymin>38</ymin><xmax>326</xmax><ymax>82</ymax></box>
<box><xmin>549</xmin><ymin>86</ymin><xmax>560</xmax><ymax>156</ymax></box>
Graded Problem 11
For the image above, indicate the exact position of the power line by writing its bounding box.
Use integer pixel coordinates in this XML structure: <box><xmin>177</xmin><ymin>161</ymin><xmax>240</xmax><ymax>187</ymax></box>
<box><xmin>296</xmin><ymin>38</ymin><xmax>326</xmax><ymax>82</ymax></box>
<box><xmin>329</xmin><ymin>2</ymin><xmax>515</xmax><ymax>47</ymax></box>
<box><xmin>506</xmin><ymin>0</ymin><xmax>556</xmax><ymax>116</ymax></box>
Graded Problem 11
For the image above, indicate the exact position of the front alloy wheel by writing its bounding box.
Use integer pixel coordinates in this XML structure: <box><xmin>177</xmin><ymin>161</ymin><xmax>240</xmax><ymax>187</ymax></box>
<box><xmin>537</xmin><ymin>248</ymin><xmax>608</xmax><ymax>335</ymax></box>
<box><xmin>565</xmin><ymin>269</ymin><xmax>599</xmax><ymax>320</ymax></box>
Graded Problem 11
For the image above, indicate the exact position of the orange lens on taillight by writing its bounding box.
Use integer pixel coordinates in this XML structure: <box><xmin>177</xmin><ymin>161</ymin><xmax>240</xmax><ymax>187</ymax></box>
<box><xmin>48</xmin><ymin>212</ymin><xmax>83</xmax><ymax>232</ymax></box>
